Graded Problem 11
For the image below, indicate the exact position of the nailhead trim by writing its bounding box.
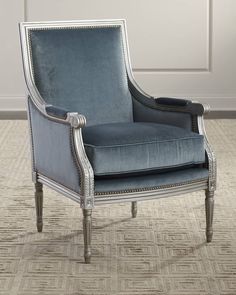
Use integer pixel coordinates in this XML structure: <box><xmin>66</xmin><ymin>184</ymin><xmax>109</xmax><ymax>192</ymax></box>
<box><xmin>95</xmin><ymin>177</ymin><xmax>208</xmax><ymax>196</ymax></box>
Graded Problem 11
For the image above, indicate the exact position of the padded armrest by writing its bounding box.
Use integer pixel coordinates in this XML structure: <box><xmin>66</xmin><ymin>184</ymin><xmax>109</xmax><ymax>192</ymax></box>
<box><xmin>128</xmin><ymin>79</ymin><xmax>206</xmax><ymax>118</ymax></box>
<box><xmin>157</xmin><ymin>97</ymin><xmax>191</xmax><ymax>107</ymax></box>
<box><xmin>45</xmin><ymin>105</ymin><xmax>70</xmax><ymax>120</ymax></box>
<box><xmin>129</xmin><ymin>81</ymin><xmax>207</xmax><ymax>130</ymax></box>
<box><xmin>155</xmin><ymin>97</ymin><xmax>205</xmax><ymax>116</ymax></box>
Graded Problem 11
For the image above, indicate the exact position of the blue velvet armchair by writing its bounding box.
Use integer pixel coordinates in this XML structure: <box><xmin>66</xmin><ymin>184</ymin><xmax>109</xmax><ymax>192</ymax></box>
<box><xmin>19</xmin><ymin>19</ymin><xmax>216</xmax><ymax>263</ymax></box>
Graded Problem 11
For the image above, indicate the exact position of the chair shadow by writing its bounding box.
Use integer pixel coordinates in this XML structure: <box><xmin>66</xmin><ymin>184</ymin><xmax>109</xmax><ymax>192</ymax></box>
<box><xmin>2</xmin><ymin>217</ymin><xmax>208</xmax><ymax>267</ymax></box>
<box><xmin>93</xmin><ymin>217</ymin><xmax>131</xmax><ymax>229</ymax></box>
<box><xmin>2</xmin><ymin>217</ymin><xmax>132</xmax><ymax>263</ymax></box>
<box><xmin>0</xmin><ymin>217</ymin><xmax>131</xmax><ymax>243</ymax></box>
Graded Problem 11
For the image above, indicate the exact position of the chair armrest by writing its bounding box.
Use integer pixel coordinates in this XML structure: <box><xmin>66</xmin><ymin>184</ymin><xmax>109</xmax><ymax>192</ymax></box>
<box><xmin>129</xmin><ymin>77</ymin><xmax>209</xmax><ymax>130</ymax></box>
<box><xmin>44</xmin><ymin>103</ymin><xmax>86</xmax><ymax>128</ymax></box>
<box><xmin>157</xmin><ymin>97</ymin><xmax>191</xmax><ymax>107</ymax></box>
<box><xmin>45</xmin><ymin>105</ymin><xmax>70</xmax><ymax>120</ymax></box>
<box><xmin>155</xmin><ymin>97</ymin><xmax>205</xmax><ymax>116</ymax></box>
<box><xmin>28</xmin><ymin>97</ymin><xmax>94</xmax><ymax>208</ymax></box>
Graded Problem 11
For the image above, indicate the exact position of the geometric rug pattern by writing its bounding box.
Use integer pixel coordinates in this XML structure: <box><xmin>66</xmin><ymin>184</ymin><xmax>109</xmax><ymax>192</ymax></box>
<box><xmin>0</xmin><ymin>119</ymin><xmax>235</xmax><ymax>295</ymax></box>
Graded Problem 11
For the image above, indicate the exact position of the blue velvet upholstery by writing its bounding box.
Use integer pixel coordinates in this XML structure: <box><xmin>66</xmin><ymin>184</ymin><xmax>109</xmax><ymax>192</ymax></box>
<box><xmin>129</xmin><ymin>80</ymin><xmax>204</xmax><ymax>127</ymax></box>
<box><xmin>157</xmin><ymin>97</ymin><xmax>191</xmax><ymax>106</ymax></box>
<box><xmin>132</xmin><ymin>98</ymin><xmax>193</xmax><ymax>130</ymax></box>
<box><xmin>83</xmin><ymin>122</ymin><xmax>205</xmax><ymax>176</ymax></box>
<box><xmin>28</xmin><ymin>97</ymin><xmax>81</xmax><ymax>193</ymax></box>
<box><xmin>46</xmin><ymin>105</ymin><xmax>69</xmax><ymax>119</ymax></box>
<box><xmin>30</xmin><ymin>27</ymin><xmax>133</xmax><ymax>126</ymax></box>
<box><xmin>95</xmin><ymin>167</ymin><xmax>208</xmax><ymax>193</ymax></box>
<box><xmin>155</xmin><ymin>97</ymin><xmax>204</xmax><ymax>116</ymax></box>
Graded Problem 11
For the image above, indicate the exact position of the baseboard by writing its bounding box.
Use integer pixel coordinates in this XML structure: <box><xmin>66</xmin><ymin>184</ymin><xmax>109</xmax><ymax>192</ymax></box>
<box><xmin>0</xmin><ymin>110</ymin><xmax>235</xmax><ymax>120</ymax></box>
<box><xmin>0</xmin><ymin>110</ymin><xmax>27</xmax><ymax>119</ymax></box>
<box><xmin>205</xmin><ymin>111</ymin><xmax>236</xmax><ymax>119</ymax></box>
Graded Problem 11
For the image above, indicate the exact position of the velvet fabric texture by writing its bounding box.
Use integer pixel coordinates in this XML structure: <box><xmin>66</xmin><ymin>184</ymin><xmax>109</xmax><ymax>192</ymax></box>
<box><xmin>28</xmin><ymin>97</ymin><xmax>81</xmax><ymax>193</ymax></box>
<box><xmin>157</xmin><ymin>97</ymin><xmax>191</xmax><ymax>106</ymax></box>
<box><xmin>83</xmin><ymin>122</ymin><xmax>205</xmax><ymax>176</ymax></box>
<box><xmin>46</xmin><ymin>105</ymin><xmax>69</xmax><ymax>119</ymax></box>
<box><xmin>95</xmin><ymin>167</ymin><xmax>208</xmax><ymax>193</ymax></box>
<box><xmin>30</xmin><ymin>27</ymin><xmax>133</xmax><ymax>126</ymax></box>
<box><xmin>132</xmin><ymin>98</ymin><xmax>193</xmax><ymax>130</ymax></box>
<box><xmin>129</xmin><ymin>80</ymin><xmax>204</xmax><ymax>125</ymax></box>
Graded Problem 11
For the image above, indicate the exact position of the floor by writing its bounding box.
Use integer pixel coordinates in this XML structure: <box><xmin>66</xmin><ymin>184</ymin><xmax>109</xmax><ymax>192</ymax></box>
<box><xmin>0</xmin><ymin>120</ymin><xmax>235</xmax><ymax>295</ymax></box>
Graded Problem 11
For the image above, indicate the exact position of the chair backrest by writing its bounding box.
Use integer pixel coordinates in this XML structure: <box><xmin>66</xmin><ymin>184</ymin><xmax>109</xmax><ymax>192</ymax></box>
<box><xmin>23</xmin><ymin>20</ymin><xmax>133</xmax><ymax>126</ymax></box>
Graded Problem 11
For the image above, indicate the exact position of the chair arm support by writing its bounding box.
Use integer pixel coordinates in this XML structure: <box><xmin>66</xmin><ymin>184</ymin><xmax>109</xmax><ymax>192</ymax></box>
<box><xmin>129</xmin><ymin>78</ymin><xmax>210</xmax><ymax>130</ymax></box>
<box><xmin>28</xmin><ymin>97</ymin><xmax>94</xmax><ymax>208</ymax></box>
<box><xmin>45</xmin><ymin>105</ymin><xmax>70</xmax><ymax>120</ymax></box>
<box><xmin>45</xmin><ymin>104</ymin><xmax>87</xmax><ymax>128</ymax></box>
<box><xmin>155</xmin><ymin>97</ymin><xmax>206</xmax><ymax>116</ymax></box>
<box><xmin>157</xmin><ymin>97</ymin><xmax>191</xmax><ymax>107</ymax></box>
<box><xmin>195</xmin><ymin>115</ymin><xmax>217</xmax><ymax>192</ymax></box>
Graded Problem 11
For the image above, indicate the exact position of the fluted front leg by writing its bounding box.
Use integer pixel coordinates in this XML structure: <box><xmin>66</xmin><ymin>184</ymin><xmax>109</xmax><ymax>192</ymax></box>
<box><xmin>131</xmin><ymin>201</ymin><xmax>137</xmax><ymax>218</ymax></box>
<box><xmin>205</xmin><ymin>190</ymin><xmax>214</xmax><ymax>242</ymax></box>
<box><xmin>34</xmin><ymin>182</ymin><xmax>43</xmax><ymax>232</ymax></box>
<box><xmin>83</xmin><ymin>209</ymin><xmax>92</xmax><ymax>264</ymax></box>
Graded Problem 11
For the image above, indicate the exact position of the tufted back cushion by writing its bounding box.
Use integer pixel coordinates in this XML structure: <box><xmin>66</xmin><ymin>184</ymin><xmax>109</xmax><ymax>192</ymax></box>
<box><xmin>29</xmin><ymin>27</ymin><xmax>133</xmax><ymax>125</ymax></box>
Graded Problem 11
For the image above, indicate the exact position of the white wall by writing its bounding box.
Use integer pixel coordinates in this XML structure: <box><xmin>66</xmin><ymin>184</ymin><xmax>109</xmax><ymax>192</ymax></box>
<box><xmin>0</xmin><ymin>0</ymin><xmax>236</xmax><ymax>111</ymax></box>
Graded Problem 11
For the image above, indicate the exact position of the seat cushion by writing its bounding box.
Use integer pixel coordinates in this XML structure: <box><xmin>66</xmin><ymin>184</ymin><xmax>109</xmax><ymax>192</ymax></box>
<box><xmin>83</xmin><ymin>122</ymin><xmax>205</xmax><ymax>176</ymax></box>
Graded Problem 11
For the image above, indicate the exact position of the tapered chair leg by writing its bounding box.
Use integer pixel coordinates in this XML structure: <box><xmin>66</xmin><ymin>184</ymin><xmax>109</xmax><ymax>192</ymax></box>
<box><xmin>34</xmin><ymin>182</ymin><xmax>43</xmax><ymax>232</ymax></box>
<box><xmin>131</xmin><ymin>201</ymin><xmax>137</xmax><ymax>218</ymax></box>
<box><xmin>205</xmin><ymin>190</ymin><xmax>214</xmax><ymax>242</ymax></box>
<box><xmin>83</xmin><ymin>209</ymin><xmax>92</xmax><ymax>264</ymax></box>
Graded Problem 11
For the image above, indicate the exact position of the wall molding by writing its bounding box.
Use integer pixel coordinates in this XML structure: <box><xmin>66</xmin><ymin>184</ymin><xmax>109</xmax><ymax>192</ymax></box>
<box><xmin>134</xmin><ymin>0</ymin><xmax>212</xmax><ymax>73</ymax></box>
<box><xmin>133</xmin><ymin>68</ymin><xmax>210</xmax><ymax>73</ymax></box>
<box><xmin>0</xmin><ymin>110</ymin><xmax>27</xmax><ymax>120</ymax></box>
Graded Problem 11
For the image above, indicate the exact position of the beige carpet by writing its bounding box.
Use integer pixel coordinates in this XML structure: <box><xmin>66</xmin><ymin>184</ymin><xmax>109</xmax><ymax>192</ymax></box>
<box><xmin>0</xmin><ymin>119</ymin><xmax>236</xmax><ymax>295</ymax></box>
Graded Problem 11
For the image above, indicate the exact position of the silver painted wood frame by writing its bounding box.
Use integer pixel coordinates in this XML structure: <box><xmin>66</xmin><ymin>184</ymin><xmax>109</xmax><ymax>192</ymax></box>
<box><xmin>19</xmin><ymin>19</ymin><xmax>217</xmax><ymax>264</ymax></box>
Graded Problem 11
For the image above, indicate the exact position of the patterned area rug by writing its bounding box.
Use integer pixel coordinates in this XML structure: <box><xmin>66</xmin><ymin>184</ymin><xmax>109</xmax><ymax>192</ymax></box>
<box><xmin>0</xmin><ymin>120</ymin><xmax>236</xmax><ymax>295</ymax></box>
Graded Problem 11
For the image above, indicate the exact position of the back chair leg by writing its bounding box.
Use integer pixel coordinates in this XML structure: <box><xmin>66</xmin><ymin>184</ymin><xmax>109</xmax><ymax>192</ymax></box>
<box><xmin>205</xmin><ymin>190</ymin><xmax>214</xmax><ymax>242</ymax></box>
<box><xmin>131</xmin><ymin>201</ymin><xmax>137</xmax><ymax>218</ymax></box>
<box><xmin>34</xmin><ymin>182</ymin><xmax>43</xmax><ymax>232</ymax></box>
<box><xmin>83</xmin><ymin>209</ymin><xmax>92</xmax><ymax>264</ymax></box>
